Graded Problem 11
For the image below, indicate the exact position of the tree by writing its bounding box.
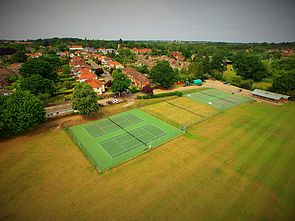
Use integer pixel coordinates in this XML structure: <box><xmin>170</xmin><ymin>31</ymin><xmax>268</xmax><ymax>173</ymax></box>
<box><xmin>180</xmin><ymin>48</ymin><xmax>192</xmax><ymax>60</ymax></box>
<box><xmin>134</xmin><ymin>65</ymin><xmax>149</xmax><ymax>75</ymax></box>
<box><xmin>72</xmin><ymin>83</ymin><xmax>99</xmax><ymax>116</ymax></box>
<box><xmin>0</xmin><ymin>90</ymin><xmax>45</xmax><ymax>137</ymax></box>
<box><xmin>95</xmin><ymin>68</ymin><xmax>104</xmax><ymax>76</ymax></box>
<box><xmin>105</xmin><ymin>80</ymin><xmax>113</xmax><ymax>88</ymax></box>
<box><xmin>61</xmin><ymin>64</ymin><xmax>71</xmax><ymax>77</ymax></box>
<box><xmin>0</xmin><ymin>47</ymin><xmax>16</xmax><ymax>56</ymax></box>
<box><xmin>38</xmin><ymin>55</ymin><xmax>61</xmax><ymax>69</ymax></box>
<box><xmin>10</xmin><ymin>51</ymin><xmax>27</xmax><ymax>63</ymax></box>
<box><xmin>17</xmin><ymin>74</ymin><xmax>55</xmax><ymax>97</ymax></box>
<box><xmin>142</xmin><ymin>85</ymin><xmax>153</xmax><ymax>95</ymax></box>
<box><xmin>111</xmin><ymin>70</ymin><xmax>131</xmax><ymax>92</ymax></box>
<box><xmin>272</xmin><ymin>70</ymin><xmax>295</xmax><ymax>94</ymax></box>
<box><xmin>19</xmin><ymin>58</ymin><xmax>57</xmax><ymax>80</ymax></box>
<box><xmin>187</xmin><ymin>61</ymin><xmax>206</xmax><ymax>80</ymax></box>
<box><xmin>150</xmin><ymin>60</ymin><xmax>177</xmax><ymax>88</ymax></box>
<box><xmin>232</xmin><ymin>53</ymin><xmax>268</xmax><ymax>81</ymax></box>
<box><xmin>210</xmin><ymin>53</ymin><xmax>226</xmax><ymax>73</ymax></box>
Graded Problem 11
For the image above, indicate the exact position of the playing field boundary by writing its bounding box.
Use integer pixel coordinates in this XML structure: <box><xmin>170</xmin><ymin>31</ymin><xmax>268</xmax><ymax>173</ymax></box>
<box><xmin>67</xmin><ymin>109</ymin><xmax>184</xmax><ymax>173</ymax></box>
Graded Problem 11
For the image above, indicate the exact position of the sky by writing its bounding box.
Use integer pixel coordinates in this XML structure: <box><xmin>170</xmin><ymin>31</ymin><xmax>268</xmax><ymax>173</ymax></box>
<box><xmin>0</xmin><ymin>0</ymin><xmax>295</xmax><ymax>42</ymax></box>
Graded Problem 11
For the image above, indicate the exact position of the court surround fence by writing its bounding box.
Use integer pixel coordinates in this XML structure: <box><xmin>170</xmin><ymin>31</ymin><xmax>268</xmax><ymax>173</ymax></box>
<box><xmin>67</xmin><ymin>109</ymin><xmax>184</xmax><ymax>173</ymax></box>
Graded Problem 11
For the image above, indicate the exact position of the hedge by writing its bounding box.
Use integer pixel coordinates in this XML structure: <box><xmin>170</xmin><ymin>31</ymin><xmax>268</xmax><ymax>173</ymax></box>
<box><xmin>137</xmin><ymin>91</ymin><xmax>183</xmax><ymax>99</ymax></box>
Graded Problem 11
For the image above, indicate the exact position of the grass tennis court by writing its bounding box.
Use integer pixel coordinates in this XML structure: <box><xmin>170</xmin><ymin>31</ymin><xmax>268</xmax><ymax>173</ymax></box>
<box><xmin>68</xmin><ymin>109</ymin><xmax>183</xmax><ymax>172</ymax></box>
<box><xmin>141</xmin><ymin>97</ymin><xmax>219</xmax><ymax>127</ymax></box>
<box><xmin>185</xmin><ymin>88</ymin><xmax>252</xmax><ymax>110</ymax></box>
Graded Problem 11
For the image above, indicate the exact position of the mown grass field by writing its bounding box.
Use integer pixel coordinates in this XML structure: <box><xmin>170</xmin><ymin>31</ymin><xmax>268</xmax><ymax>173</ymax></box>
<box><xmin>252</xmin><ymin>82</ymin><xmax>273</xmax><ymax>90</ymax></box>
<box><xmin>141</xmin><ymin>97</ymin><xmax>218</xmax><ymax>127</ymax></box>
<box><xmin>0</xmin><ymin>100</ymin><xmax>295</xmax><ymax>221</ymax></box>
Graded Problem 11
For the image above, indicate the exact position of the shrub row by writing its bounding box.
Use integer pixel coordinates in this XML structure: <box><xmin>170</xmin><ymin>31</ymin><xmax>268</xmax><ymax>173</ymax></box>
<box><xmin>137</xmin><ymin>91</ymin><xmax>183</xmax><ymax>99</ymax></box>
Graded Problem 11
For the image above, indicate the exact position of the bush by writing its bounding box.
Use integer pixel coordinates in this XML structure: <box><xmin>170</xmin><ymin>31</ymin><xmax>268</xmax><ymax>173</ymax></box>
<box><xmin>137</xmin><ymin>91</ymin><xmax>183</xmax><ymax>99</ymax></box>
<box><xmin>229</xmin><ymin>77</ymin><xmax>253</xmax><ymax>90</ymax></box>
<box><xmin>105</xmin><ymin>80</ymin><xmax>112</xmax><ymax>87</ymax></box>
<box><xmin>142</xmin><ymin>85</ymin><xmax>153</xmax><ymax>95</ymax></box>
<box><xmin>129</xmin><ymin>85</ymin><xmax>138</xmax><ymax>93</ymax></box>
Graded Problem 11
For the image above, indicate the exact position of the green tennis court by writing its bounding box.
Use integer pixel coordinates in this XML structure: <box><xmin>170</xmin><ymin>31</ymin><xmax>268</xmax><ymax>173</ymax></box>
<box><xmin>185</xmin><ymin>88</ymin><xmax>251</xmax><ymax>110</ymax></box>
<box><xmin>84</xmin><ymin>113</ymin><xmax>143</xmax><ymax>138</ymax></box>
<box><xmin>68</xmin><ymin>109</ymin><xmax>183</xmax><ymax>172</ymax></box>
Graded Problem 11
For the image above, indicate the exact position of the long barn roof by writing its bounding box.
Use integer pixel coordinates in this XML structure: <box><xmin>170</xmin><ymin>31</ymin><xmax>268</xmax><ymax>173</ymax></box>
<box><xmin>252</xmin><ymin>89</ymin><xmax>289</xmax><ymax>100</ymax></box>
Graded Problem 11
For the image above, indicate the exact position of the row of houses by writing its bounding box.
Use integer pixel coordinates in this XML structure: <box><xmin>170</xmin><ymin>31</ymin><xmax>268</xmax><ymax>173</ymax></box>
<box><xmin>68</xmin><ymin>45</ymin><xmax>154</xmax><ymax>90</ymax></box>
<box><xmin>267</xmin><ymin>48</ymin><xmax>294</xmax><ymax>57</ymax></box>
<box><xmin>135</xmin><ymin>54</ymin><xmax>190</xmax><ymax>70</ymax></box>
<box><xmin>132</xmin><ymin>48</ymin><xmax>152</xmax><ymax>54</ymax></box>
<box><xmin>69</xmin><ymin>56</ymin><xmax>105</xmax><ymax>94</ymax></box>
<box><xmin>92</xmin><ymin>54</ymin><xmax>124</xmax><ymax>69</ymax></box>
<box><xmin>122</xmin><ymin>67</ymin><xmax>151</xmax><ymax>88</ymax></box>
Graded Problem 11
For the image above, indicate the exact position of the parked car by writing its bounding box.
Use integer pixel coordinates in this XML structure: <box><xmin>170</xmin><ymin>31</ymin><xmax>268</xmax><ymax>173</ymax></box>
<box><xmin>112</xmin><ymin>99</ymin><xmax>119</xmax><ymax>104</ymax></box>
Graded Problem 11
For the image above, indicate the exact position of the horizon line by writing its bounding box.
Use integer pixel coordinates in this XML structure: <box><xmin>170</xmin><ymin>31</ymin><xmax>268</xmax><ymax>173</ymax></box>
<box><xmin>1</xmin><ymin>37</ymin><xmax>295</xmax><ymax>44</ymax></box>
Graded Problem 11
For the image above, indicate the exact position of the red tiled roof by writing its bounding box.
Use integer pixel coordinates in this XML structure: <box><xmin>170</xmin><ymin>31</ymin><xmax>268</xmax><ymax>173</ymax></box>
<box><xmin>93</xmin><ymin>54</ymin><xmax>103</xmax><ymax>60</ymax></box>
<box><xmin>79</xmin><ymin>68</ymin><xmax>96</xmax><ymax>80</ymax></box>
<box><xmin>132</xmin><ymin>48</ymin><xmax>152</xmax><ymax>54</ymax></box>
<box><xmin>171</xmin><ymin>51</ymin><xmax>180</xmax><ymax>57</ymax></box>
<box><xmin>122</xmin><ymin>67</ymin><xmax>150</xmax><ymax>85</ymax></box>
<box><xmin>69</xmin><ymin>45</ymin><xmax>83</xmax><ymax>48</ymax></box>
<box><xmin>9</xmin><ymin>63</ymin><xmax>22</xmax><ymax>70</ymax></box>
<box><xmin>85</xmin><ymin>79</ymin><xmax>103</xmax><ymax>88</ymax></box>
<box><xmin>70</xmin><ymin>56</ymin><xmax>89</xmax><ymax>67</ymax></box>
<box><xmin>108</xmin><ymin>61</ymin><xmax>122</xmax><ymax>66</ymax></box>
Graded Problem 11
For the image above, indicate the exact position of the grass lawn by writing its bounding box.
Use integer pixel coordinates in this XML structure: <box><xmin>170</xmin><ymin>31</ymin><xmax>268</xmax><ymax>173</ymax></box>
<box><xmin>141</xmin><ymin>97</ymin><xmax>218</xmax><ymax>127</ymax></box>
<box><xmin>223</xmin><ymin>69</ymin><xmax>237</xmax><ymax>81</ymax></box>
<box><xmin>252</xmin><ymin>82</ymin><xmax>273</xmax><ymax>90</ymax></box>
<box><xmin>0</xmin><ymin>101</ymin><xmax>295</xmax><ymax>220</ymax></box>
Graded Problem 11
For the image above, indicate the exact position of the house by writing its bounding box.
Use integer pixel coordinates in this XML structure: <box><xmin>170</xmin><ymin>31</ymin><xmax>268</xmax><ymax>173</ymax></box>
<box><xmin>122</xmin><ymin>67</ymin><xmax>150</xmax><ymax>88</ymax></box>
<box><xmin>70</xmin><ymin>57</ymin><xmax>90</xmax><ymax>69</ymax></box>
<box><xmin>69</xmin><ymin>45</ymin><xmax>83</xmax><ymax>51</ymax></box>
<box><xmin>78</xmin><ymin>68</ymin><xmax>97</xmax><ymax>82</ymax></box>
<box><xmin>181</xmin><ymin>61</ymin><xmax>190</xmax><ymax>70</ymax></box>
<box><xmin>85</xmin><ymin>53</ymin><xmax>93</xmax><ymax>59</ymax></box>
<box><xmin>0</xmin><ymin>89</ymin><xmax>12</xmax><ymax>96</ymax></box>
<box><xmin>171</xmin><ymin>51</ymin><xmax>185</xmax><ymax>61</ymax></box>
<box><xmin>252</xmin><ymin>89</ymin><xmax>289</xmax><ymax>103</ymax></box>
<box><xmin>58</xmin><ymin>51</ymin><xmax>70</xmax><ymax>58</ymax></box>
<box><xmin>132</xmin><ymin>48</ymin><xmax>152</xmax><ymax>54</ymax></box>
<box><xmin>26</xmin><ymin>52</ymin><xmax>42</xmax><ymax>58</ymax></box>
<box><xmin>101</xmin><ymin>56</ymin><xmax>112</xmax><ymax>65</ymax></box>
<box><xmin>93</xmin><ymin>54</ymin><xmax>103</xmax><ymax>60</ymax></box>
<box><xmin>85</xmin><ymin>79</ymin><xmax>105</xmax><ymax>95</ymax></box>
<box><xmin>224</xmin><ymin>60</ymin><xmax>233</xmax><ymax>71</ymax></box>
<box><xmin>9</xmin><ymin>63</ymin><xmax>22</xmax><ymax>72</ymax></box>
<box><xmin>107</xmin><ymin>61</ymin><xmax>124</xmax><ymax>69</ymax></box>
<box><xmin>98</xmin><ymin>48</ymin><xmax>116</xmax><ymax>55</ymax></box>
<box><xmin>84</xmin><ymin>47</ymin><xmax>96</xmax><ymax>53</ymax></box>
<box><xmin>281</xmin><ymin>48</ymin><xmax>294</xmax><ymax>57</ymax></box>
